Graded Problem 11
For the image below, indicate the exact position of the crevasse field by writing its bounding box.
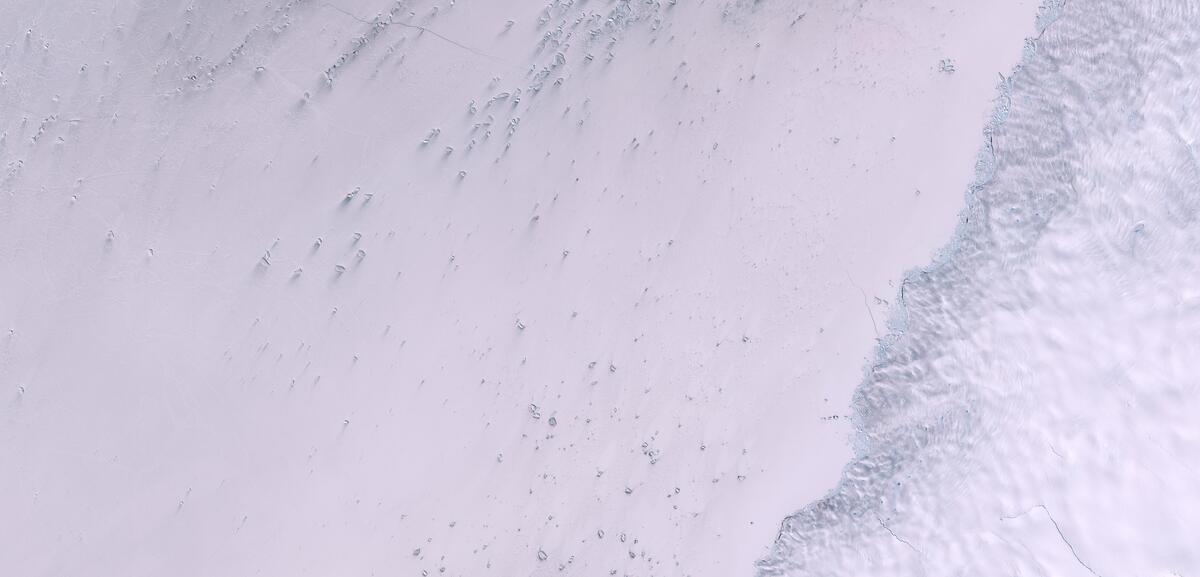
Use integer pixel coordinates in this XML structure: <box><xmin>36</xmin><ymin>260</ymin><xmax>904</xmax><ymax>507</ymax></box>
<box><xmin>2</xmin><ymin>0</ymin><xmax>1196</xmax><ymax>576</ymax></box>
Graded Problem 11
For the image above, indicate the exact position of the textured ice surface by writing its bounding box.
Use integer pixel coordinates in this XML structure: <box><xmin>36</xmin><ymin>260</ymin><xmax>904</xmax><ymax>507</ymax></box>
<box><xmin>759</xmin><ymin>1</ymin><xmax>1200</xmax><ymax>575</ymax></box>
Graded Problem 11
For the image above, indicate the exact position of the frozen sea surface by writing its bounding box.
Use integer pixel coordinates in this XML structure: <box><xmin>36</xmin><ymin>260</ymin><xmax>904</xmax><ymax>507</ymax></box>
<box><xmin>0</xmin><ymin>1</ymin><xmax>1040</xmax><ymax>575</ymax></box>
<box><xmin>760</xmin><ymin>0</ymin><xmax>1200</xmax><ymax>575</ymax></box>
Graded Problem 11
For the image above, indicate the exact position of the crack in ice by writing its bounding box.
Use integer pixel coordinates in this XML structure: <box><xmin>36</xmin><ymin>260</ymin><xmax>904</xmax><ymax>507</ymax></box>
<box><xmin>1001</xmin><ymin>504</ymin><xmax>1105</xmax><ymax>577</ymax></box>
<box><xmin>320</xmin><ymin>2</ymin><xmax>498</xmax><ymax>61</ymax></box>
<box><xmin>875</xmin><ymin>516</ymin><xmax>922</xmax><ymax>558</ymax></box>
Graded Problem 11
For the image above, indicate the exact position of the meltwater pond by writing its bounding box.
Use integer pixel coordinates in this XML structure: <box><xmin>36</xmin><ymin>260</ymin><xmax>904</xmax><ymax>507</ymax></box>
<box><xmin>759</xmin><ymin>0</ymin><xmax>1200</xmax><ymax>575</ymax></box>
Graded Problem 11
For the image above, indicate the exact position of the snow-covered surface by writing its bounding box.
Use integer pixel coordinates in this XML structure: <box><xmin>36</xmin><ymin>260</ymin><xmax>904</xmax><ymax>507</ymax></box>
<box><xmin>761</xmin><ymin>1</ymin><xmax>1200</xmax><ymax>575</ymax></box>
<box><xmin>1</xmin><ymin>1</ymin><xmax>1043</xmax><ymax>575</ymax></box>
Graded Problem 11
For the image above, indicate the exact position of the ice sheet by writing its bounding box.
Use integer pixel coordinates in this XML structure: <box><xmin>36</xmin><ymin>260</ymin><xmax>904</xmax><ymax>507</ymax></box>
<box><xmin>760</xmin><ymin>1</ymin><xmax>1200</xmax><ymax>574</ymax></box>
